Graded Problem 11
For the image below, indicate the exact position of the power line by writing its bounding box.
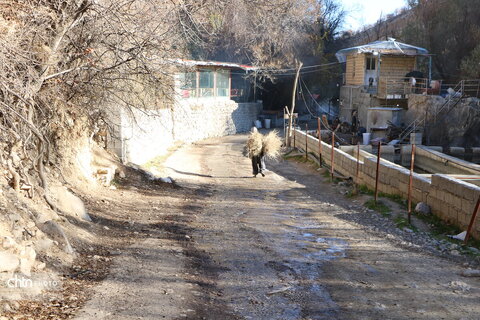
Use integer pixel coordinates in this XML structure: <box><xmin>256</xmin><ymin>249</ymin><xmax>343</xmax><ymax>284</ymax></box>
<box><xmin>298</xmin><ymin>77</ymin><xmax>352</xmax><ymax>146</ymax></box>
<box><xmin>229</xmin><ymin>64</ymin><xmax>343</xmax><ymax>77</ymax></box>
<box><xmin>261</xmin><ymin>61</ymin><xmax>343</xmax><ymax>73</ymax></box>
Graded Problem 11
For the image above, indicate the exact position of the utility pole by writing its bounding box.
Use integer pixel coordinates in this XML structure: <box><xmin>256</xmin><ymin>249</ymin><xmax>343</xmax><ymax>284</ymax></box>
<box><xmin>287</xmin><ymin>61</ymin><xmax>303</xmax><ymax>146</ymax></box>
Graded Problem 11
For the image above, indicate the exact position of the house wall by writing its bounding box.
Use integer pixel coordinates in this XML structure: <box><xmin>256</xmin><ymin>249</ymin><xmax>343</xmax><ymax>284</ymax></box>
<box><xmin>377</xmin><ymin>55</ymin><xmax>416</xmax><ymax>98</ymax></box>
<box><xmin>111</xmin><ymin>99</ymin><xmax>262</xmax><ymax>165</ymax></box>
<box><xmin>292</xmin><ymin>128</ymin><xmax>480</xmax><ymax>239</ymax></box>
<box><xmin>345</xmin><ymin>54</ymin><xmax>365</xmax><ymax>86</ymax></box>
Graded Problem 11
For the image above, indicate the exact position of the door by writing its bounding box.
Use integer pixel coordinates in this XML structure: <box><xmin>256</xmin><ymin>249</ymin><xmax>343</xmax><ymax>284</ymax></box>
<box><xmin>364</xmin><ymin>56</ymin><xmax>378</xmax><ymax>90</ymax></box>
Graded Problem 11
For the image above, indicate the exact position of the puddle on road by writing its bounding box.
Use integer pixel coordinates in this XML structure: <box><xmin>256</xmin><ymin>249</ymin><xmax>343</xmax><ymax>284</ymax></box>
<box><xmin>310</xmin><ymin>238</ymin><xmax>348</xmax><ymax>261</ymax></box>
<box><xmin>295</xmin><ymin>224</ymin><xmax>329</xmax><ymax>230</ymax></box>
<box><xmin>297</xmin><ymin>236</ymin><xmax>348</xmax><ymax>261</ymax></box>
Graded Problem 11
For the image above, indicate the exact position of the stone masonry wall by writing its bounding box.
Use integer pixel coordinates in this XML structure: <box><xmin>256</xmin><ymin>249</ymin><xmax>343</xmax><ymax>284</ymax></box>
<box><xmin>292</xmin><ymin>129</ymin><xmax>480</xmax><ymax>239</ymax></box>
<box><xmin>113</xmin><ymin>99</ymin><xmax>262</xmax><ymax>165</ymax></box>
<box><xmin>406</xmin><ymin>94</ymin><xmax>480</xmax><ymax>147</ymax></box>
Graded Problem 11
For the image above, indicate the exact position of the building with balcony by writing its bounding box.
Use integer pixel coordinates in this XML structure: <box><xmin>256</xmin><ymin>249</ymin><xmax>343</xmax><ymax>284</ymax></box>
<box><xmin>336</xmin><ymin>39</ymin><xmax>431</xmax><ymax>137</ymax></box>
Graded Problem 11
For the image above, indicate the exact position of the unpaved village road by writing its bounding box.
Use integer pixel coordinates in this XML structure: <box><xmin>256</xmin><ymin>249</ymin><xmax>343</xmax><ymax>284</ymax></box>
<box><xmin>75</xmin><ymin>134</ymin><xmax>480</xmax><ymax>320</ymax></box>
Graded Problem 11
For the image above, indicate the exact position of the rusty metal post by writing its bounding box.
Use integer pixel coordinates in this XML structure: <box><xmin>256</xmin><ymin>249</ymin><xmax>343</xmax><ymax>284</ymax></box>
<box><xmin>464</xmin><ymin>195</ymin><xmax>480</xmax><ymax>244</ymax></box>
<box><xmin>374</xmin><ymin>143</ymin><xmax>381</xmax><ymax>204</ymax></box>
<box><xmin>317</xmin><ymin>117</ymin><xmax>322</xmax><ymax>165</ymax></box>
<box><xmin>356</xmin><ymin>142</ymin><xmax>360</xmax><ymax>185</ymax></box>
<box><xmin>330</xmin><ymin>132</ymin><xmax>335</xmax><ymax>180</ymax></box>
<box><xmin>305</xmin><ymin>123</ymin><xmax>308</xmax><ymax>160</ymax></box>
<box><xmin>407</xmin><ymin>144</ymin><xmax>416</xmax><ymax>223</ymax></box>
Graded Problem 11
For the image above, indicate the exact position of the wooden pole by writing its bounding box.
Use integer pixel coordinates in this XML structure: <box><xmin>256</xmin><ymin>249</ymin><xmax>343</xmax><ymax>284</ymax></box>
<box><xmin>407</xmin><ymin>144</ymin><xmax>416</xmax><ymax>224</ymax></box>
<box><xmin>287</xmin><ymin>61</ymin><xmax>303</xmax><ymax>146</ymax></box>
<box><xmin>305</xmin><ymin>123</ymin><xmax>308</xmax><ymax>160</ymax></box>
<box><xmin>318</xmin><ymin>117</ymin><xmax>322</xmax><ymax>165</ymax></box>
<box><xmin>293</xmin><ymin>126</ymin><xmax>296</xmax><ymax>148</ymax></box>
<box><xmin>330</xmin><ymin>132</ymin><xmax>335</xmax><ymax>180</ymax></box>
<box><xmin>374</xmin><ymin>143</ymin><xmax>382</xmax><ymax>204</ymax></box>
<box><xmin>464</xmin><ymin>195</ymin><xmax>480</xmax><ymax>244</ymax></box>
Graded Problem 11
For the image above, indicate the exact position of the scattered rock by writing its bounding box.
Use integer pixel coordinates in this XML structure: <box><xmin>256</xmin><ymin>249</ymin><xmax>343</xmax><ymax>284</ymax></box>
<box><xmin>449</xmin><ymin>280</ymin><xmax>471</xmax><ymax>292</ymax></box>
<box><xmin>19</xmin><ymin>246</ymin><xmax>36</xmax><ymax>276</ymax></box>
<box><xmin>96</xmin><ymin>167</ymin><xmax>117</xmax><ymax>186</ymax></box>
<box><xmin>415</xmin><ymin>202</ymin><xmax>431</xmax><ymax>215</ymax></box>
<box><xmin>450</xmin><ymin>250</ymin><xmax>461</xmax><ymax>256</ymax></box>
<box><xmin>35</xmin><ymin>262</ymin><xmax>46</xmax><ymax>271</ymax></box>
<box><xmin>2</xmin><ymin>303</ymin><xmax>12</xmax><ymax>313</ymax></box>
<box><xmin>0</xmin><ymin>250</ymin><xmax>19</xmax><ymax>273</ymax></box>
<box><xmin>160</xmin><ymin>177</ymin><xmax>173</xmax><ymax>184</ymax></box>
<box><xmin>34</xmin><ymin>238</ymin><xmax>54</xmax><ymax>253</ymax></box>
<box><xmin>9</xmin><ymin>213</ymin><xmax>21</xmax><ymax>223</ymax></box>
<box><xmin>461</xmin><ymin>269</ymin><xmax>480</xmax><ymax>277</ymax></box>
<box><xmin>2</xmin><ymin>236</ymin><xmax>17</xmax><ymax>249</ymax></box>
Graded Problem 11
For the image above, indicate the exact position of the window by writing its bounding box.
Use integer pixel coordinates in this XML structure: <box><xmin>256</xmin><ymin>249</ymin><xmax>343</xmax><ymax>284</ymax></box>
<box><xmin>216</xmin><ymin>69</ymin><xmax>229</xmax><ymax>97</ymax></box>
<box><xmin>178</xmin><ymin>68</ymin><xmax>231</xmax><ymax>99</ymax></box>
<box><xmin>366</xmin><ymin>57</ymin><xmax>376</xmax><ymax>70</ymax></box>
<box><xmin>179</xmin><ymin>72</ymin><xmax>197</xmax><ymax>98</ymax></box>
<box><xmin>199</xmin><ymin>69</ymin><xmax>214</xmax><ymax>97</ymax></box>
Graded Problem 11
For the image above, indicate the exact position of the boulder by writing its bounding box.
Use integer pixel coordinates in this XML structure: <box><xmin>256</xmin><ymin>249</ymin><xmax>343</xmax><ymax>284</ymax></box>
<box><xmin>0</xmin><ymin>250</ymin><xmax>19</xmax><ymax>273</ymax></box>
<box><xmin>415</xmin><ymin>202</ymin><xmax>431</xmax><ymax>215</ymax></box>
<box><xmin>19</xmin><ymin>246</ymin><xmax>36</xmax><ymax>276</ymax></box>
<box><xmin>2</xmin><ymin>236</ymin><xmax>17</xmax><ymax>250</ymax></box>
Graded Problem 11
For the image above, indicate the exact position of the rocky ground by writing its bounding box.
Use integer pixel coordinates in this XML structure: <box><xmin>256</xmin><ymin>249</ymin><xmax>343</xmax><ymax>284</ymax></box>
<box><xmin>3</xmin><ymin>133</ymin><xmax>480</xmax><ymax>319</ymax></box>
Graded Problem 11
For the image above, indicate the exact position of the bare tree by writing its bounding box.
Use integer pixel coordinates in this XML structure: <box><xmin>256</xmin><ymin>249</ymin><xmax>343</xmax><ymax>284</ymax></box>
<box><xmin>0</xmin><ymin>0</ymin><xmax>189</xmax><ymax>209</ymax></box>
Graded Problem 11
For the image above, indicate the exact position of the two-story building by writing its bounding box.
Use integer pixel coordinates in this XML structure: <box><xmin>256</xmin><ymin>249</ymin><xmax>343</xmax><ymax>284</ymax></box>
<box><xmin>336</xmin><ymin>38</ymin><xmax>430</xmax><ymax>138</ymax></box>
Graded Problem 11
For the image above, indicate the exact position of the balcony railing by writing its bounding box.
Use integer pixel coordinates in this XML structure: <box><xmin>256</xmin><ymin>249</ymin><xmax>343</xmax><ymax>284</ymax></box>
<box><xmin>380</xmin><ymin>77</ymin><xmax>430</xmax><ymax>99</ymax></box>
<box><xmin>342</xmin><ymin>77</ymin><xmax>480</xmax><ymax>99</ymax></box>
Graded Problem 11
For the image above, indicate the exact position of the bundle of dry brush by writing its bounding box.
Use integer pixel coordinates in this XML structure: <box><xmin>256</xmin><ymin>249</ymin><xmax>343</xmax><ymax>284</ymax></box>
<box><xmin>245</xmin><ymin>130</ymin><xmax>282</xmax><ymax>159</ymax></box>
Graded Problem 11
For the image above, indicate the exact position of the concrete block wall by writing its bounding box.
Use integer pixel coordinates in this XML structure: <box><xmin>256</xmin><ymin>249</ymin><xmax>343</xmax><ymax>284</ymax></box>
<box><xmin>429</xmin><ymin>175</ymin><xmax>480</xmax><ymax>234</ymax></box>
<box><xmin>415</xmin><ymin>146</ymin><xmax>480</xmax><ymax>175</ymax></box>
<box><xmin>293</xmin><ymin>130</ymin><xmax>358</xmax><ymax>179</ymax></box>
<box><xmin>113</xmin><ymin>100</ymin><xmax>262</xmax><ymax>164</ymax></box>
<box><xmin>292</xmin><ymin>128</ymin><xmax>480</xmax><ymax>239</ymax></box>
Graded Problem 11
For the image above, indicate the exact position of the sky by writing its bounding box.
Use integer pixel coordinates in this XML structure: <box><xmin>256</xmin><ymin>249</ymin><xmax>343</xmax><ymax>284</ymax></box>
<box><xmin>339</xmin><ymin>0</ymin><xmax>408</xmax><ymax>31</ymax></box>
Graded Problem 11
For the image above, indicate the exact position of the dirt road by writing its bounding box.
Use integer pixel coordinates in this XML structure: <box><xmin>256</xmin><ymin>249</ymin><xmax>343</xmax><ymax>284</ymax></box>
<box><xmin>75</xmin><ymin>134</ymin><xmax>480</xmax><ymax>320</ymax></box>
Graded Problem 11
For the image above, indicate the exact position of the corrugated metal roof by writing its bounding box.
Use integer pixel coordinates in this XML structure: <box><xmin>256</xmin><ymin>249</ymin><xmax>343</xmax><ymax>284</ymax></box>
<box><xmin>171</xmin><ymin>59</ymin><xmax>258</xmax><ymax>71</ymax></box>
<box><xmin>335</xmin><ymin>38</ymin><xmax>429</xmax><ymax>63</ymax></box>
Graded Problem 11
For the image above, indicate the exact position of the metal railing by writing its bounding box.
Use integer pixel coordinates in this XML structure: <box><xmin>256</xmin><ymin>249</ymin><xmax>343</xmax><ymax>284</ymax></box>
<box><xmin>397</xmin><ymin>80</ymin><xmax>466</xmax><ymax>143</ymax></box>
<box><xmin>382</xmin><ymin>77</ymin><xmax>430</xmax><ymax>98</ymax></box>
<box><xmin>440</xmin><ymin>80</ymin><xmax>480</xmax><ymax>98</ymax></box>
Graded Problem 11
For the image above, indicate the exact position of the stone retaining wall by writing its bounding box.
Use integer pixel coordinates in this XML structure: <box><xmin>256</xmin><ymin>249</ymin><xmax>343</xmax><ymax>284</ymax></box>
<box><xmin>109</xmin><ymin>100</ymin><xmax>262</xmax><ymax>164</ymax></box>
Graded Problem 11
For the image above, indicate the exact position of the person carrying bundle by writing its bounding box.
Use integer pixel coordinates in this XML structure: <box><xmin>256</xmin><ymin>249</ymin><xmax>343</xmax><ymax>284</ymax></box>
<box><xmin>245</xmin><ymin>128</ymin><xmax>281</xmax><ymax>177</ymax></box>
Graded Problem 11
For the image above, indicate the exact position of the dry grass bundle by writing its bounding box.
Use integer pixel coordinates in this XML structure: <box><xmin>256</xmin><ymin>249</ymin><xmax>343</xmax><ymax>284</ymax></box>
<box><xmin>263</xmin><ymin>130</ymin><xmax>282</xmax><ymax>159</ymax></box>
<box><xmin>246</xmin><ymin>131</ymin><xmax>263</xmax><ymax>158</ymax></box>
